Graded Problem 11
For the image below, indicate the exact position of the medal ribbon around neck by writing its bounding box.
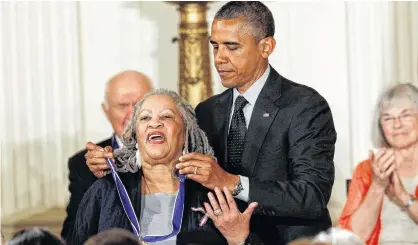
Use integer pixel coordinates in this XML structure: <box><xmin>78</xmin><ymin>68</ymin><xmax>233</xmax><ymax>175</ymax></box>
<box><xmin>105</xmin><ymin>156</ymin><xmax>186</xmax><ymax>243</ymax></box>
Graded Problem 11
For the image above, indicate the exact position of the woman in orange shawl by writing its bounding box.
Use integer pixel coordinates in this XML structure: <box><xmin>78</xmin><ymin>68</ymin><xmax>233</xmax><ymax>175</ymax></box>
<box><xmin>339</xmin><ymin>83</ymin><xmax>418</xmax><ymax>245</ymax></box>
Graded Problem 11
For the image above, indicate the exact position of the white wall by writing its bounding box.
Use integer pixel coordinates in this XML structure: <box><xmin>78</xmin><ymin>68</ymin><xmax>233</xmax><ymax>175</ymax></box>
<box><xmin>78</xmin><ymin>1</ymin><xmax>180</xmax><ymax>142</ymax></box>
<box><xmin>265</xmin><ymin>2</ymin><xmax>352</xmax><ymax>221</ymax></box>
<box><xmin>1</xmin><ymin>1</ymin><xmax>418</xmax><ymax>224</ymax></box>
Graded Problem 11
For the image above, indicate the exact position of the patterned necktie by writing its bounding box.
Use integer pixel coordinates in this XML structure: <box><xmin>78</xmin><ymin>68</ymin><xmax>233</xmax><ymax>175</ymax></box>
<box><xmin>227</xmin><ymin>95</ymin><xmax>248</xmax><ymax>168</ymax></box>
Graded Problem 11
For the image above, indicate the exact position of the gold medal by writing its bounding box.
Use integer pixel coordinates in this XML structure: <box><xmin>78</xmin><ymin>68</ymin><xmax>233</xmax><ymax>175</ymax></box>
<box><xmin>139</xmin><ymin>241</ymin><xmax>147</xmax><ymax>245</ymax></box>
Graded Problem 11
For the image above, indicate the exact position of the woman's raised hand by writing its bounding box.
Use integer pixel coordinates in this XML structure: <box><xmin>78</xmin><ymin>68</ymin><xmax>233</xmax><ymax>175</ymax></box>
<box><xmin>370</xmin><ymin>149</ymin><xmax>396</xmax><ymax>190</ymax></box>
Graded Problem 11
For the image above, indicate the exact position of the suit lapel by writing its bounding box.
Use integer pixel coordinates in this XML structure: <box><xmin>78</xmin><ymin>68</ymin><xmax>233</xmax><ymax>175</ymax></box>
<box><xmin>214</xmin><ymin>89</ymin><xmax>233</xmax><ymax>167</ymax></box>
<box><xmin>241</xmin><ymin>68</ymin><xmax>283</xmax><ymax>176</ymax></box>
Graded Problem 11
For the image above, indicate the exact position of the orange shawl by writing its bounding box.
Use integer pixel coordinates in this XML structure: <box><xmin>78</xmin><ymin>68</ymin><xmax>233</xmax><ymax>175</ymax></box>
<box><xmin>339</xmin><ymin>159</ymin><xmax>418</xmax><ymax>245</ymax></box>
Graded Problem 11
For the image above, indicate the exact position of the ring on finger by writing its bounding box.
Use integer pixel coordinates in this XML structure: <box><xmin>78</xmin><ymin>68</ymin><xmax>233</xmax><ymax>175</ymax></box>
<box><xmin>380</xmin><ymin>168</ymin><xmax>385</xmax><ymax>173</ymax></box>
<box><xmin>194</xmin><ymin>166</ymin><xmax>198</xmax><ymax>175</ymax></box>
<box><xmin>214</xmin><ymin>209</ymin><xmax>222</xmax><ymax>216</ymax></box>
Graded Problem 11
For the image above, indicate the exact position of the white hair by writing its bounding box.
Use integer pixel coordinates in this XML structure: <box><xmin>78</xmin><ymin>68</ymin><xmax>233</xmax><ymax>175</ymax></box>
<box><xmin>372</xmin><ymin>83</ymin><xmax>418</xmax><ymax>148</ymax></box>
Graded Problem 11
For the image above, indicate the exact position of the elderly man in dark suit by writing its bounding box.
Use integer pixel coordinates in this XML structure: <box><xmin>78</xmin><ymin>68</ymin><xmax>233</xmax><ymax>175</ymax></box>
<box><xmin>61</xmin><ymin>71</ymin><xmax>153</xmax><ymax>238</ymax></box>
<box><xmin>83</xmin><ymin>2</ymin><xmax>336</xmax><ymax>245</ymax></box>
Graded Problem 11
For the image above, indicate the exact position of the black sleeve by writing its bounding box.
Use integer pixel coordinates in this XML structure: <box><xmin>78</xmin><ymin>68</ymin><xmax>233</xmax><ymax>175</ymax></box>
<box><xmin>65</xmin><ymin>180</ymin><xmax>103</xmax><ymax>245</ymax></box>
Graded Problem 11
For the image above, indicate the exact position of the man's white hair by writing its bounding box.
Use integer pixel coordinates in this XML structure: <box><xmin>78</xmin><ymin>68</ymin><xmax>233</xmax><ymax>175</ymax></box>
<box><xmin>103</xmin><ymin>70</ymin><xmax>153</xmax><ymax>108</ymax></box>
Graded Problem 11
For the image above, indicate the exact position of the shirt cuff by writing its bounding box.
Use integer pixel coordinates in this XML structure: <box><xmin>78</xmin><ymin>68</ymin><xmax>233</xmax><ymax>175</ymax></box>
<box><xmin>235</xmin><ymin>175</ymin><xmax>249</xmax><ymax>202</ymax></box>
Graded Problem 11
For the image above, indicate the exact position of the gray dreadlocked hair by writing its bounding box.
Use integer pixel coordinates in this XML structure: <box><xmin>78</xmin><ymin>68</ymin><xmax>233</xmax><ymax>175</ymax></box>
<box><xmin>114</xmin><ymin>88</ymin><xmax>214</xmax><ymax>173</ymax></box>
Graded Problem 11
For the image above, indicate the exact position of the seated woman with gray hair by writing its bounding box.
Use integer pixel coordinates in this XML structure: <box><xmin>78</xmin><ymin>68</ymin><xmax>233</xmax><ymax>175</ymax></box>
<box><xmin>339</xmin><ymin>83</ymin><xmax>418</xmax><ymax>245</ymax></box>
<box><xmin>65</xmin><ymin>89</ymin><xmax>257</xmax><ymax>245</ymax></box>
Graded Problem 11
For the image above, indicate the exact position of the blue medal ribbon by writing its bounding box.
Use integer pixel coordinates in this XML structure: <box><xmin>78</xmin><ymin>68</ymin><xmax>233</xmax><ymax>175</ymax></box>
<box><xmin>105</xmin><ymin>157</ymin><xmax>185</xmax><ymax>243</ymax></box>
<box><xmin>111</xmin><ymin>135</ymin><xmax>119</xmax><ymax>150</ymax></box>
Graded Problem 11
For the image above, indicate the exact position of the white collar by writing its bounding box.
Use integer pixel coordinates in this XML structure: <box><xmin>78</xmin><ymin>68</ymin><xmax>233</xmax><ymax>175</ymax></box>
<box><xmin>232</xmin><ymin>65</ymin><xmax>271</xmax><ymax>105</ymax></box>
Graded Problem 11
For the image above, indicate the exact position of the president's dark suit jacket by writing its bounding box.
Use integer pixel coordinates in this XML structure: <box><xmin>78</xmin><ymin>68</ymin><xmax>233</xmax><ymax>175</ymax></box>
<box><xmin>195</xmin><ymin>67</ymin><xmax>337</xmax><ymax>245</ymax></box>
<box><xmin>61</xmin><ymin>137</ymin><xmax>112</xmax><ymax>238</ymax></box>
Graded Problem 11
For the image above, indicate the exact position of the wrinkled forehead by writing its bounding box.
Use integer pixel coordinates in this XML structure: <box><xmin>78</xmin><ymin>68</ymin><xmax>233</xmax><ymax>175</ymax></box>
<box><xmin>138</xmin><ymin>95</ymin><xmax>185</xmax><ymax>126</ymax></box>
<box><xmin>211</xmin><ymin>18</ymin><xmax>254</xmax><ymax>39</ymax></box>
<box><xmin>212</xmin><ymin>18</ymin><xmax>244</xmax><ymax>30</ymax></box>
